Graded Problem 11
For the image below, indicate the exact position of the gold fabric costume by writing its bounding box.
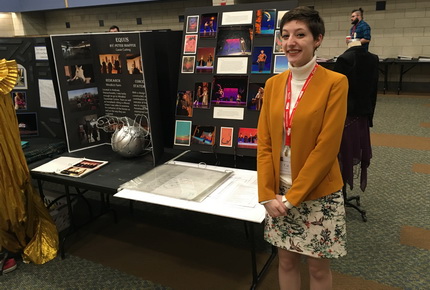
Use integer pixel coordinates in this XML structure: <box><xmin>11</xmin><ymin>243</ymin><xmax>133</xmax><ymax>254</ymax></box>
<box><xmin>0</xmin><ymin>59</ymin><xmax>59</xmax><ymax>264</ymax></box>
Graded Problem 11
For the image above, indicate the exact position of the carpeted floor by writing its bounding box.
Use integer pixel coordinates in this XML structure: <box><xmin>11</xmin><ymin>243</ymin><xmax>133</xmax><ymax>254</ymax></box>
<box><xmin>1</xmin><ymin>93</ymin><xmax>429</xmax><ymax>289</ymax></box>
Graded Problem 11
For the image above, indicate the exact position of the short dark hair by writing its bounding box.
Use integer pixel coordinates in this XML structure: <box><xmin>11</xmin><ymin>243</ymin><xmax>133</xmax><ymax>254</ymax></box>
<box><xmin>109</xmin><ymin>25</ymin><xmax>120</xmax><ymax>31</ymax></box>
<box><xmin>351</xmin><ymin>8</ymin><xmax>364</xmax><ymax>17</ymax></box>
<box><xmin>280</xmin><ymin>6</ymin><xmax>325</xmax><ymax>40</ymax></box>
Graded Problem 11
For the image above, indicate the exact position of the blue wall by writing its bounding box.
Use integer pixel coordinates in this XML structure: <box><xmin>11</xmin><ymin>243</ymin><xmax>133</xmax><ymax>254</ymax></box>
<box><xmin>1</xmin><ymin>0</ymin><xmax>158</xmax><ymax>12</ymax></box>
<box><xmin>68</xmin><ymin>0</ymin><xmax>157</xmax><ymax>9</ymax></box>
<box><xmin>1</xmin><ymin>0</ymin><xmax>21</xmax><ymax>12</ymax></box>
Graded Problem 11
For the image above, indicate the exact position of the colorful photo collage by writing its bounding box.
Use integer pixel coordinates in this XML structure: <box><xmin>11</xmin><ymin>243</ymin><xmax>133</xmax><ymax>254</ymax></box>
<box><xmin>13</xmin><ymin>62</ymin><xmax>33</xmax><ymax>135</ymax></box>
<box><xmin>175</xmin><ymin>77</ymin><xmax>265</xmax><ymax>114</ymax></box>
<box><xmin>183</xmin><ymin>13</ymin><xmax>216</xmax><ymax>74</ymax></box>
<box><xmin>176</xmin><ymin>8</ymin><xmax>291</xmax><ymax>151</ymax></box>
<box><xmin>12</xmin><ymin>64</ymin><xmax>29</xmax><ymax>112</ymax></box>
<box><xmin>60</xmin><ymin>39</ymin><xmax>103</xmax><ymax>146</ymax></box>
<box><xmin>182</xmin><ymin>9</ymin><xmax>289</xmax><ymax>75</ymax></box>
<box><xmin>174</xmin><ymin>120</ymin><xmax>257</xmax><ymax>150</ymax></box>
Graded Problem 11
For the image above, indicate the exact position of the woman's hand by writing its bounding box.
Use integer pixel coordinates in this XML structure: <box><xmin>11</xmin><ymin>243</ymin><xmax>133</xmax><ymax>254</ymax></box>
<box><xmin>264</xmin><ymin>196</ymin><xmax>288</xmax><ymax>217</ymax></box>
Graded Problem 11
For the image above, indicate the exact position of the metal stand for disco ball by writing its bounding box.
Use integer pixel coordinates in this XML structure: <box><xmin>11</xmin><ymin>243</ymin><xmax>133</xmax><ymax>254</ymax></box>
<box><xmin>96</xmin><ymin>115</ymin><xmax>151</xmax><ymax>157</ymax></box>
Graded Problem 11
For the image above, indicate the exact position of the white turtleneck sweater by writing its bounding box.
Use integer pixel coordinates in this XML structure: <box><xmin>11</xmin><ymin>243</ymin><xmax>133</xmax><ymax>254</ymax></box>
<box><xmin>287</xmin><ymin>55</ymin><xmax>318</xmax><ymax>116</ymax></box>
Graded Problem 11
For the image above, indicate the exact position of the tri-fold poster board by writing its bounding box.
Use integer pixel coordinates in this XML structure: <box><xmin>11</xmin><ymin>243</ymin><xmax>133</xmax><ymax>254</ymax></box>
<box><xmin>174</xmin><ymin>0</ymin><xmax>297</xmax><ymax>157</ymax></box>
<box><xmin>50</xmin><ymin>32</ymin><xmax>163</xmax><ymax>162</ymax></box>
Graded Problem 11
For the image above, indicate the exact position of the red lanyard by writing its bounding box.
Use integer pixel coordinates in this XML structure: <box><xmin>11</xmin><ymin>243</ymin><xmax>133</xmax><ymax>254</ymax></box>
<box><xmin>351</xmin><ymin>24</ymin><xmax>357</xmax><ymax>37</ymax></box>
<box><xmin>284</xmin><ymin>64</ymin><xmax>318</xmax><ymax>146</ymax></box>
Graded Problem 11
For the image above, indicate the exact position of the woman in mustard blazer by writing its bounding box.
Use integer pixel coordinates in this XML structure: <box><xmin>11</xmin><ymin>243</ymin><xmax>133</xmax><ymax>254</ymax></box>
<box><xmin>257</xmin><ymin>7</ymin><xmax>348</xmax><ymax>289</ymax></box>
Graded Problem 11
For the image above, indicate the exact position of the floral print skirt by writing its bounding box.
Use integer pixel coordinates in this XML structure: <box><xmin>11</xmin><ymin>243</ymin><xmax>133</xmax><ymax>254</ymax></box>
<box><xmin>264</xmin><ymin>191</ymin><xmax>347</xmax><ymax>258</ymax></box>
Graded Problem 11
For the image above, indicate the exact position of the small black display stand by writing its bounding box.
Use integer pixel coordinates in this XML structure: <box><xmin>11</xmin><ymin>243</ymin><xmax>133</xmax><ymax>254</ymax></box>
<box><xmin>343</xmin><ymin>185</ymin><xmax>367</xmax><ymax>222</ymax></box>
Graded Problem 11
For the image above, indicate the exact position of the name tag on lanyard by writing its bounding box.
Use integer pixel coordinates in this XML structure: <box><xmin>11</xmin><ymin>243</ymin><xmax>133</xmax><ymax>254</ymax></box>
<box><xmin>280</xmin><ymin>146</ymin><xmax>291</xmax><ymax>176</ymax></box>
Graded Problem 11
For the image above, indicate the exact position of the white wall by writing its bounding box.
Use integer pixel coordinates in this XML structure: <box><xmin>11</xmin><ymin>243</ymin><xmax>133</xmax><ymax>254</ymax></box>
<box><xmin>0</xmin><ymin>13</ymin><xmax>15</xmax><ymax>37</ymax></box>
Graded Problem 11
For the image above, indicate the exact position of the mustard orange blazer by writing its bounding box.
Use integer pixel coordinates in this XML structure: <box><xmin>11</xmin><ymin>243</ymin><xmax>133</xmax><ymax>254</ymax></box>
<box><xmin>257</xmin><ymin>65</ymin><xmax>348</xmax><ymax>206</ymax></box>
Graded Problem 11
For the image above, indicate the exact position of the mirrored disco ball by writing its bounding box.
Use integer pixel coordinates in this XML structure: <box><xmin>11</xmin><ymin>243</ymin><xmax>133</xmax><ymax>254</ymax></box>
<box><xmin>111</xmin><ymin>125</ymin><xmax>149</xmax><ymax>157</ymax></box>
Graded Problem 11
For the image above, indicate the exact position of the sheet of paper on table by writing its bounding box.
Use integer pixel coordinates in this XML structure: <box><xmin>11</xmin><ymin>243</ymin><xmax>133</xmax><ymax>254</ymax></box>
<box><xmin>199</xmin><ymin>163</ymin><xmax>258</xmax><ymax>208</ymax></box>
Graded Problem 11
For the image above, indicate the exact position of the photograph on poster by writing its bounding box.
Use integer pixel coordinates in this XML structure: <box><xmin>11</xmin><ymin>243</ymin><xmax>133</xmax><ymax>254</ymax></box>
<box><xmin>174</xmin><ymin>120</ymin><xmax>192</xmax><ymax>146</ymax></box>
<box><xmin>251</xmin><ymin>46</ymin><xmax>272</xmax><ymax>74</ymax></box>
<box><xmin>193</xmin><ymin>82</ymin><xmax>211</xmax><ymax>109</ymax></box>
<box><xmin>254</xmin><ymin>9</ymin><xmax>276</xmax><ymax>35</ymax></box>
<box><xmin>64</xmin><ymin>64</ymin><xmax>95</xmax><ymax>85</ymax></box>
<box><xmin>186</xmin><ymin>15</ymin><xmax>199</xmax><ymax>33</ymax></box>
<box><xmin>196</xmin><ymin>47</ymin><xmax>215</xmax><ymax>73</ymax></box>
<box><xmin>273</xmin><ymin>30</ymin><xmax>284</xmax><ymax>54</ymax></box>
<box><xmin>61</xmin><ymin>40</ymin><xmax>91</xmax><ymax>60</ymax></box>
<box><xmin>14</xmin><ymin>64</ymin><xmax>27</xmax><ymax>89</ymax></box>
<box><xmin>274</xmin><ymin>55</ymin><xmax>289</xmax><ymax>74</ymax></box>
<box><xmin>221</xmin><ymin>10</ymin><xmax>253</xmax><ymax>25</ymax></box>
<box><xmin>99</xmin><ymin>54</ymin><xmax>121</xmax><ymax>74</ymax></box>
<box><xmin>184</xmin><ymin>35</ymin><xmax>198</xmax><ymax>54</ymax></box>
<box><xmin>191</xmin><ymin>125</ymin><xmax>216</xmax><ymax>145</ymax></box>
<box><xmin>200</xmin><ymin>13</ymin><xmax>218</xmax><ymax>38</ymax></box>
<box><xmin>277</xmin><ymin>10</ymin><xmax>289</xmax><ymax>28</ymax></box>
<box><xmin>126</xmin><ymin>54</ymin><xmax>143</xmax><ymax>74</ymax></box>
<box><xmin>77</xmin><ymin>114</ymin><xmax>100</xmax><ymax>144</ymax></box>
<box><xmin>247</xmin><ymin>83</ymin><xmax>265</xmax><ymax>111</ymax></box>
<box><xmin>237</xmin><ymin>127</ymin><xmax>257</xmax><ymax>149</ymax></box>
<box><xmin>67</xmin><ymin>87</ymin><xmax>99</xmax><ymax>112</ymax></box>
<box><xmin>17</xmin><ymin>112</ymin><xmax>38</xmax><ymax>137</ymax></box>
<box><xmin>212</xmin><ymin>75</ymin><xmax>248</xmax><ymax>107</ymax></box>
<box><xmin>181</xmin><ymin>56</ymin><xmax>195</xmax><ymax>73</ymax></box>
<box><xmin>12</xmin><ymin>91</ymin><xmax>27</xmax><ymax>110</ymax></box>
<box><xmin>216</xmin><ymin>25</ymin><xmax>253</xmax><ymax>56</ymax></box>
<box><xmin>219</xmin><ymin>127</ymin><xmax>233</xmax><ymax>147</ymax></box>
<box><xmin>176</xmin><ymin>90</ymin><xmax>193</xmax><ymax>117</ymax></box>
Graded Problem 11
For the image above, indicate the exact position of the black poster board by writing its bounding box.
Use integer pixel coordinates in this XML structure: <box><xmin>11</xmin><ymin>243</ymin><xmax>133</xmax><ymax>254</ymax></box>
<box><xmin>175</xmin><ymin>1</ymin><xmax>297</xmax><ymax>157</ymax></box>
<box><xmin>0</xmin><ymin>37</ymin><xmax>65</xmax><ymax>140</ymax></box>
<box><xmin>50</xmin><ymin>32</ymin><xmax>163</xmax><ymax>163</ymax></box>
<box><xmin>151</xmin><ymin>31</ymin><xmax>182</xmax><ymax>148</ymax></box>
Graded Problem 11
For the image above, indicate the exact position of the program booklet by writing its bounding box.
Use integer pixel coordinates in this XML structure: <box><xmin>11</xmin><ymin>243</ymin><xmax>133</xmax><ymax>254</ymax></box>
<box><xmin>32</xmin><ymin>156</ymin><xmax>108</xmax><ymax>178</ymax></box>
